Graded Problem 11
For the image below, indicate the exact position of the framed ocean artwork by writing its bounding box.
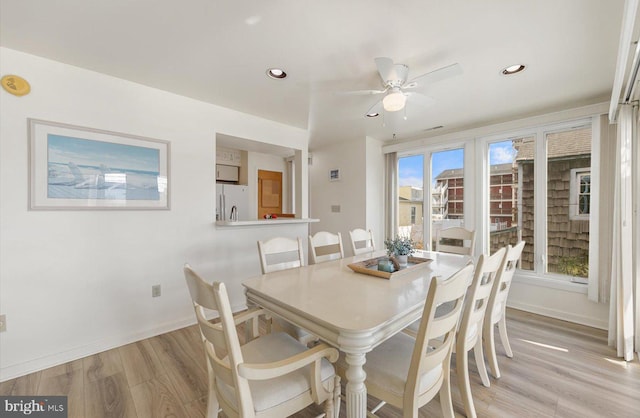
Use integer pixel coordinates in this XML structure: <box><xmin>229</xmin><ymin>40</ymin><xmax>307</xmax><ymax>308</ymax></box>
<box><xmin>29</xmin><ymin>119</ymin><xmax>170</xmax><ymax>210</ymax></box>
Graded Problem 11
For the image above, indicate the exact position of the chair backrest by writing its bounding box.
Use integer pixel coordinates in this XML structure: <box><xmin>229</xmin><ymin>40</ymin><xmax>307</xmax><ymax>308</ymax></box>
<box><xmin>184</xmin><ymin>264</ymin><xmax>254</xmax><ymax>416</ymax></box>
<box><xmin>309</xmin><ymin>231</ymin><xmax>344</xmax><ymax>264</ymax></box>
<box><xmin>487</xmin><ymin>241</ymin><xmax>525</xmax><ymax>325</ymax></box>
<box><xmin>258</xmin><ymin>237</ymin><xmax>305</xmax><ymax>274</ymax></box>
<box><xmin>457</xmin><ymin>247</ymin><xmax>506</xmax><ymax>351</ymax></box>
<box><xmin>406</xmin><ymin>263</ymin><xmax>474</xmax><ymax>407</ymax></box>
<box><xmin>349</xmin><ymin>228</ymin><xmax>375</xmax><ymax>255</ymax></box>
<box><xmin>436</xmin><ymin>227</ymin><xmax>476</xmax><ymax>256</ymax></box>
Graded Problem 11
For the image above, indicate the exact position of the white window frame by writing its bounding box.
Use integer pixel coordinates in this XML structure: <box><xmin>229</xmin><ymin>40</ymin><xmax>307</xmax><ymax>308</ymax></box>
<box><xmin>569</xmin><ymin>168</ymin><xmax>591</xmax><ymax>220</ymax></box>
<box><xmin>478</xmin><ymin>117</ymin><xmax>599</xmax><ymax>294</ymax></box>
<box><xmin>397</xmin><ymin>139</ymin><xmax>474</xmax><ymax>251</ymax></box>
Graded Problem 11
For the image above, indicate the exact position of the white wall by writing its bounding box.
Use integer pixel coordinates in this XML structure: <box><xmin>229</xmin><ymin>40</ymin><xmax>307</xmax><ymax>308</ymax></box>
<box><xmin>0</xmin><ymin>47</ymin><xmax>311</xmax><ymax>380</ymax></box>
<box><xmin>309</xmin><ymin>137</ymin><xmax>385</xmax><ymax>256</ymax></box>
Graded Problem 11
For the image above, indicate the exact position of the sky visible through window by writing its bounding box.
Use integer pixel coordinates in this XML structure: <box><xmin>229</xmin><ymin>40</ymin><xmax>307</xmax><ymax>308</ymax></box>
<box><xmin>398</xmin><ymin>141</ymin><xmax>516</xmax><ymax>188</ymax></box>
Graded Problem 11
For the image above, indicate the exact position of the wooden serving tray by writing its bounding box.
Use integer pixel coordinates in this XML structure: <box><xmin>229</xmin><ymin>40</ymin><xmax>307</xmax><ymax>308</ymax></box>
<box><xmin>348</xmin><ymin>256</ymin><xmax>432</xmax><ymax>279</ymax></box>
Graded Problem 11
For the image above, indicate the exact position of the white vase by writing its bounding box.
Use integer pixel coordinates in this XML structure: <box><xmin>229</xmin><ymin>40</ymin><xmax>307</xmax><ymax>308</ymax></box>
<box><xmin>397</xmin><ymin>254</ymin><xmax>408</xmax><ymax>267</ymax></box>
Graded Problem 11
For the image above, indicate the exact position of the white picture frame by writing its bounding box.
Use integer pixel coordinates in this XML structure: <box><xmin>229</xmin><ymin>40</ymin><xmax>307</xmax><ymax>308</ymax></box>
<box><xmin>29</xmin><ymin>119</ymin><xmax>170</xmax><ymax>210</ymax></box>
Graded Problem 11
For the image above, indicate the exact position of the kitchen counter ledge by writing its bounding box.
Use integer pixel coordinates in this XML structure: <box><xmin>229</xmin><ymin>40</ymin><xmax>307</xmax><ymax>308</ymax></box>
<box><xmin>215</xmin><ymin>218</ymin><xmax>319</xmax><ymax>227</ymax></box>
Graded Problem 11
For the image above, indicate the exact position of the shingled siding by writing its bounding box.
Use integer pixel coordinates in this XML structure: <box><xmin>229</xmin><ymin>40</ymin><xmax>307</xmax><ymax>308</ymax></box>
<box><xmin>519</xmin><ymin>156</ymin><xmax>591</xmax><ymax>275</ymax></box>
<box><xmin>547</xmin><ymin>156</ymin><xmax>590</xmax><ymax>276</ymax></box>
<box><xmin>489</xmin><ymin>227</ymin><xmax>519</xmax><ymax>254</ymax></box>
<box><xmin>520</xmin><ymin>162</ymin><xmax>535</xmax><ymax>270</ymax></box>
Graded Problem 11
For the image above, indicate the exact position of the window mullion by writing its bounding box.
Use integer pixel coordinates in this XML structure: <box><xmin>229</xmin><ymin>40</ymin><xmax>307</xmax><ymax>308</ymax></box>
<box><xmin>535</xmin><ymin>128</ymin><xmax>547</xmax><ymax>275</ymax></box>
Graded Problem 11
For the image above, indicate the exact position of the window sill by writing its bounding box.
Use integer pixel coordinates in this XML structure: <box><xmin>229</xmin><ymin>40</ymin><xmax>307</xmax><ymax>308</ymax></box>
<box><xmin>513</xmin><ymin>271</ymin><xmax>588</xmax><ymax>294</ymax></box>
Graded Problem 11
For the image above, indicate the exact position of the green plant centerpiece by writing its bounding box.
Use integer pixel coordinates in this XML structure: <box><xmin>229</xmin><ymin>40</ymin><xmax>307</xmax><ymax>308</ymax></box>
<box><xmin>384</xmin><ymin>235</ymin><xmax>416</xmax><ymax>268</ymax></box>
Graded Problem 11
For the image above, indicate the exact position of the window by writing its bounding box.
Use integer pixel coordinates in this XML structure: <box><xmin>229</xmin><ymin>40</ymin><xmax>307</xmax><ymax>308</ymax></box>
<box><xmin>431</xmin><ymin>148</ymin><xmax>465</xmax><ymax>250</ymax></box>
<box><xmin>488</xmin><ymin>138</ymin><xmax>532</xmax><ymax>265</ymax></box>
<box><xmin>570</xmin><ymin>168</ymin><xmax>591</xmax><ymax>220</ymax></box>
<box><xmin>546</xmin><ymin>127</ymin><xmax>591</xmax><ymax>280</ymax></box>
<box><xmin>398</xmin><ymin>155</ymin><xmax>424</xmax><ymax>248</ymax></box>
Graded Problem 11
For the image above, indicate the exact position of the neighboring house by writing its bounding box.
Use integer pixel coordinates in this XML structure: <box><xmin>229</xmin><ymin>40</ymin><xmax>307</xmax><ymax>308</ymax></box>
<box><xmin>434</xmin><ymin>164</ymin><xmax>518</xmax><ymax>229</ymax></box>
<box><xmin>434</xmin><ymin>169</ymin><xmax>464</xmax><ymax>219</ymax></box>
<box><xmin>398</xmin><ymin>185</ymin><xmax>424</xmax><ymax>227</ymax></box>
<box><xmin>513</xmin><ymin>128</ymin><xmax>591</xmax><ymax>275</ymax></box>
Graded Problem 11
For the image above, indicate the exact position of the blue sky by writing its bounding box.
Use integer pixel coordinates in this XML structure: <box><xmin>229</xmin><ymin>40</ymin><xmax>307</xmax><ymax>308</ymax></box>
<box><xmin>398</xmin><ymin>140</ymin><xmax>515</xmax><ymax>188</ymax></box>
<box><xmin>48</xmin><ymin>134</ymin><xmax>160</xmax><ymax>173</ymax></box>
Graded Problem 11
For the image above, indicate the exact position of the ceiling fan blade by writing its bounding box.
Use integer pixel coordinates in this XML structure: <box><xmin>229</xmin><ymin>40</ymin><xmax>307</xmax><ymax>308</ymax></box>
<box><xmin>365</xmin><ymin>100</ymin><xmax>383</xmax><ymax>116</ymax></box>
<box><xmin>405</xmin><ymin>92</ymin><xmax>435</xmax><ymax>108</ymax></box>
<box><xmin>337</xmin><ymin>88</ymin><xmax>387</xmax><ymax>96</ymax></box>
<box><xmin>404</xmin><ymin>63</ymin><xmax>462</xmax><ymax>89</ymax></box>
<box><xmin>374</xmin><ymin>57</ymin><xmax>395</xmax><ymax>81</ymax></box>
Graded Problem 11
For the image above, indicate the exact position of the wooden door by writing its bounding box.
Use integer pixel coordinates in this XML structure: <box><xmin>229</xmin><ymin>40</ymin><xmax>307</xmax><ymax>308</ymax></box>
<box><xmin>258</xmin><ymin>170</ymin><xmax>282</xmax><ymax>218</ymax></box>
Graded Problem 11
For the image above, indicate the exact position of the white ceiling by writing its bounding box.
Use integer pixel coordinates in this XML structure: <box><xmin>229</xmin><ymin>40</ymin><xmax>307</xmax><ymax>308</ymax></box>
<box><xmin>0</xmin><ymin>0</ymin><xmax>625</xmax><ymax>149</ymax></box>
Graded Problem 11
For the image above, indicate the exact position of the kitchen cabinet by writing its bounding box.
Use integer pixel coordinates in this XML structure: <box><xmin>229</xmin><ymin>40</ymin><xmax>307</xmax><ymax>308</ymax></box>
<box><xmin>216</xmin><ymin>164</ymin><xmax>239</xmax><ymax>182</ymax></box>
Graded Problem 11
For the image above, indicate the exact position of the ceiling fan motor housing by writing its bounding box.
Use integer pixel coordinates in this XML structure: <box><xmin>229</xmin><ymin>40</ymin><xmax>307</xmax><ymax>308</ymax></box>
<box><xmin>384</xmin><ymin>64</ymin><xmax>409</xmax><ymax>88</ymax></box>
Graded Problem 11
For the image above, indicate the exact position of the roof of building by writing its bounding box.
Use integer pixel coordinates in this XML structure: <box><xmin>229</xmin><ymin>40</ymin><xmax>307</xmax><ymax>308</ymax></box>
<box><xmin>435</xmin><ymin>168</ymin><xmax>463</xmax><ymax>179</ymax></box>
<box><xmin>514</xmin><ymin>127</ymin><xmax>591</xmax><ymax>161</ymax></box>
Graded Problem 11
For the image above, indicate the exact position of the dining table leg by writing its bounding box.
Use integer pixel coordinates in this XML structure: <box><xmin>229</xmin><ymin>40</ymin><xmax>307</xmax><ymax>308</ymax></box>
<box><xmin>344</xmin><ymin>352</ymin><xmax>367</xmax><ymax>418</ymax></box>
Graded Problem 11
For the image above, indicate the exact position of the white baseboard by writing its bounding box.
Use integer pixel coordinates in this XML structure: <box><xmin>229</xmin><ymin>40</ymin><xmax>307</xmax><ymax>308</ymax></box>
<box><xmin>1</xmin><ymin>302</ymin><xmax>249</xmax><ymax>382</ymax></box>
<box><xmin>0</xmin><ymin>315</ymin><xmax>195</xmax><ymax>382</ymax></box>
<box><xmin>507</xmin><ymin>300</ymin><xmax>608</xmax><ymax>330</ymax></box>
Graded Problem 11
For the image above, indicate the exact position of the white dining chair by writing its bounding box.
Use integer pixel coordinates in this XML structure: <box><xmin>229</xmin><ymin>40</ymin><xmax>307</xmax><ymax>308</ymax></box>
<box><xmin>309</xmin><ymin>231</ymin><xmax>344</xmax><ymax>264</ymax></box>
<box><xmin>184</xmin><ymin>264</ymin><xmax>341</xmax><ymax>418</ymax></box>
<box><xmin>344</xmin><ymin>263</ymin><xmax>473</xmax><ymax>417</ymax></box>
<box><xmin>436</xmin><ymin>226</ymin><xmax>476</xmax><ymax>256</ymax></box>
<box><xmin>183</xmin><ymin>264</ymin><xmax>263</xmax><ymax>418</ymax></box>
<box><xmin>257</xmin><ymin>237</ymin><xmax>318</xmax><ymax>346</ymax></box>
<box><xmin>483</xmin><ymin>241</ymin><xmax>526</xmax><ymax>380</ymax></box>
<box><xmin>349</xmin><ymin>228</ymin><xmax>375</xmax><ymax>255</ymax></box>
<box><xmin>258</xmin><ymin>236</ymin><xmax>305</xmax><ymax>274</ymax></box>
<box><xmin>403</xmin><ymin>248</ymin><xmax>506</xmax><ymax>418</ymax></box>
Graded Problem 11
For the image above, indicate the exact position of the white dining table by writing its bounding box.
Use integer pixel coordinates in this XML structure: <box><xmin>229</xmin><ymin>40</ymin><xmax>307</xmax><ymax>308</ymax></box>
<box><xmin>242</xmin><ymin>249</ymin><xmax>472</xmax><ymax>418</ymax></box>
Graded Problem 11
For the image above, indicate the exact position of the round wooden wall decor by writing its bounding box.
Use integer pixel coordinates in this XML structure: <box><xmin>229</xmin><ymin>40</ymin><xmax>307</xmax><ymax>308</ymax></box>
<box><xmin>1</xmin><ymin>74</ymin><xmax>31</xmax><ymax>96</ymax></box>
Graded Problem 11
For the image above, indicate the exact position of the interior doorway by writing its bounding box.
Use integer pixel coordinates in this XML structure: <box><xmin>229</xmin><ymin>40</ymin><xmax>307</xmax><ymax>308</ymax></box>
<box><xmin>258</xmin><ymin>169</ymin><xmax>282</xmax><ymax>218</ymax></box>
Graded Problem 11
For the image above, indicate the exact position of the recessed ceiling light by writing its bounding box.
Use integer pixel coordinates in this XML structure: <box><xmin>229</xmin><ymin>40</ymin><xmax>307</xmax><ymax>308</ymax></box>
<box><xmin>366</xmin><ymin>112</ymin><xmax>379</xmax><ymax>118</ymax></box>
<box><xmin>266</xmin><ymin>68</ymin><xmax>287</xmax><ymax>79</ymax></box>
<box><xmin>501</xmin><ymin>64</ymin><xmax>526</xmax><ymax>75</ymax></box>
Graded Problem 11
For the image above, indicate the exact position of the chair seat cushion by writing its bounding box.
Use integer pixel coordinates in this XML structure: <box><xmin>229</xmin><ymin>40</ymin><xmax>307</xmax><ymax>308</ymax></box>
<box><xmin>216</xmin><ymin>332</ymin><xmax>335</xmax><ymax>413</ymax></box>
<box><xmin>362</xmin><ymin>332</ymin><xmax>442</xmax><ymax>399</ymax></box>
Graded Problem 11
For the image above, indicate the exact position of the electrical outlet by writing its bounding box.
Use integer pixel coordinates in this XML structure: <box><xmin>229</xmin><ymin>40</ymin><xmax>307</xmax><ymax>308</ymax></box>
<box><xmin>152</xmin><ymin>285</ymin><xmax>161</xmax><ymax>297</ymax></box>
<box><xmin>0</xmin><ymin>314</ymin><xmax>6</xmax><ymax>332</ymax></box>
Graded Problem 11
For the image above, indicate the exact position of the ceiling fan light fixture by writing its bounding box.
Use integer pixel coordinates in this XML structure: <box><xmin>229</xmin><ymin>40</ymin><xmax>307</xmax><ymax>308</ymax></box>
<box><xmin>266</xmin><ymin>68</ymin><xmax>287</xmax><ymax>79</ymax></box>
<box><xmin>501</xmin><ymin>64</ymin><xmax>526</xmax><ymax>75</ymax></box>
<box><xmin>382</xmin><ymin>91</ymin><xmax>406</xmax><ymax>112</ymax></box>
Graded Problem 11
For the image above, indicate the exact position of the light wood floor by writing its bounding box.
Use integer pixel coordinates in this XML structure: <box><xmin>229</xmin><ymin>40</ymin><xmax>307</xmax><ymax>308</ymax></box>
<box><xmin>2</xmin><ymin>308</ymin><xmax>639</xmax><ymax>417</ymax></box>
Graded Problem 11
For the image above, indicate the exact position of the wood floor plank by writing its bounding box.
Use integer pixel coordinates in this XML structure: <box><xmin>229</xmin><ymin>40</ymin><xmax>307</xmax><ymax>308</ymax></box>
<box><xmin>84</xmin><ymin>372</ymin><xmax>137</xmax><ymax>418</ymax></box>
<box><xmin>83</xmin><ymin>348</ymin><xmax>126</xmax><ymax>384</ymax></box>
<box><xmin>0</xmin><ymin>371</ymin><xmax>41</xmax><ymax>395</ymax></box>
<box><xmin>148</xmin><ymin>330</ymin><xmax>208</xmax><ymax>403</ymax></box>
<box><xmin>182</xmin><ymin>395</ymin><xmax>208</xmax><ymax>418</ymax></box>
<box><xmin>130</xmin><ymin>374</ymin><xmax>188</xmax><ymax>418</ymax></box>
<box><xmin>37</xmin><ymin>359</ymin><xmax>85</xmax><ymax>418</ymax></box>
<box><xmin>119</xmin><ymin>339</ymin><xmax>165</xmax><ymax>387</ymax></box>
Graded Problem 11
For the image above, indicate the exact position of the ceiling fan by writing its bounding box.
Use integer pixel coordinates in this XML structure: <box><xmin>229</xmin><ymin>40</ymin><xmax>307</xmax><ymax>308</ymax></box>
<box><xmin>351</xmin><ymin>57</ymin><xmax>462</xmax><ymax>117</ymax></box>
